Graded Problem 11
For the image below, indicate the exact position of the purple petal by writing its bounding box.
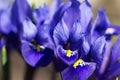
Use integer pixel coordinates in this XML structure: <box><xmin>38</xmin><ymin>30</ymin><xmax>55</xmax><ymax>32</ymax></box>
<box><xmin>11</xmin><ymin>0</ymin><xmax>32</xmax><ymax>25</ymax></box>
<box><xmin>94</xmin><ymin>8</ymin><xmax>109</xmax><ymax>35</ymax></box>
<box><xmin>69</xmin><ymin>20</ymin><xmax>84</xmax><ymax>50</ymax></box>
<box><xmin>105</xmin><ymin>63</ymin><xmax>120</xmax><ymax>80</ymax></box>
<box><xmin>61</xmin><ymin>62</ymin><xmax>96</xmax><ymax>80</ymax></box>
<box><xmin>63</xmin><ymin>0</ymin><xmax>80</xmax><ymax>28</ymax></box>
<box><xmin>22</xmin><ymin>18</ymin><xmax>37</xmax><ymax>40</ymax></box>
<box><xmin>80</xmin><ymin>0</ymin><xmax>93</xmax><ymax>32</ymax></box>
<box><xmin>110</xmin><ymin>35</ymin><xmax>120</xmax><ymax>66</ymax></box>
<box><xmin>50</xmin><ymin>2</ymin><xmax>71</xmax><ymax>34</ymax></box>
<box><xmin>56</xmin><ymin>45</ymin><xmax>78</xmax><ymax>65</ymax></box>
<box><xmin>53</xmin><ymin>20</ymin><xmax>69</xmax><ymax>46</ymax></box>
<box><xmin>0</xmin><ymin>11</ymin><xmax>17</xmax><ymax>34</ymax></box>
<box><xmin>21</xmin><ymin>40</ymin><xmax>44</xmax><ymax>67</ymax></box>
<box><xmin>33</xmin><ymin>5</ymin><xmax>49</xmax><ymax>25</ymax></box>
<box><xmin>91</xmin><ymin>36</ymin><xmax>106</xmax><ymax>65</ymax></box>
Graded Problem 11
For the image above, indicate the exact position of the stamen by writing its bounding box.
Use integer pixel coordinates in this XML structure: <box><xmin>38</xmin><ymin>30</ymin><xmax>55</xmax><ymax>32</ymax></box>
<box><xmin>73</xmin><ymin>59</ymin><xmax>84</xmax><ymax>68</ymax></box>
<box><xmin>66</xmin><ymin>50</ymin><xmax>72</xmax><ymax>57</ymax></box>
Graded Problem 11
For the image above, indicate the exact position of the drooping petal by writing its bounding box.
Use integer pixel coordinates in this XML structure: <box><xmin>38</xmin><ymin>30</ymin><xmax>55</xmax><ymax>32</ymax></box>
<box><xmin>22</xmin><ymin>18</ymin><xmax>37</xmax><ymax>40</ymax></box>
<box><xmin>21</xmin><ymin>40</ymin><xmax>44</xmax><ymax>67</ymax></box>
<box><xmin>110</xmin><ymin>35</ymin><xmax>120</xmax><ymax>66</ymax></box>
<box><xmin>61</xmin><ymin>61</ymin><xmax>96</xmax><ymax>80</ymax></box>
<box><xmin>11</xmin><ymin>0</ymin><xmax>33</xmax><ymax>26</ymax></box>
<box><xmin>80</xmin><ymin>0</ymin><xmax>93</xmax><ymax>32</ymax></box>
<box><xmin>56</xmin><ymin>45</ymin><xmax>78</xmax><ymax>65</ymax></box>
<box><xmin>21</xmin><ymin>40</ymin><xmax>54</xmax><ymax>67</ymax></box>
<box><xmin>53</xmin><ymin>20</ymin><xmax>69</xmax><ymax>46</ymax></box>
<box><xmin>90</xmin><ymin>36</ymin><xmax>106</xmax><ymax>65</ymax></box>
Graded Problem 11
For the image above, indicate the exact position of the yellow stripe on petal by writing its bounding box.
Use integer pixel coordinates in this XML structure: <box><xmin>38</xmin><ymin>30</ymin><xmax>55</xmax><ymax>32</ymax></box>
<box><xmin>66</xmin><ymin>50</ymin><xmax>72</xmax><ymax>57</ymax></box>
<box><xmin>73</xmin><ymin>59</ymin><xmax>84</xmax><ymax>68</ymax></box>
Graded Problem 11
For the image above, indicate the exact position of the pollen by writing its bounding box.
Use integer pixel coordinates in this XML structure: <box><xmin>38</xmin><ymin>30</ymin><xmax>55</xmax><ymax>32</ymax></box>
<box><xmin>73</xmin><ymin>59</ymin><xmax>84</xmax><ymax>68</ymax></box>
<box><xmin>36</xmin><ymin>45</ymin><xmax>41</xmax><ymax>52</ymax></box>
<box><xmin>66</xmin><ymin>50</ymin><xmax>72</xmax><ymax>57</ymax></box>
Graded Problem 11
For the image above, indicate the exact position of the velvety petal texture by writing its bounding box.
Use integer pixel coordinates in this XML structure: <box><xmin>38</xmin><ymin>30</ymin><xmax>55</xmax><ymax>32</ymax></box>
<box><xmin>61</xmin><ymin>61</ymin><xmax>96</xmax><ymax>80</ymax></box>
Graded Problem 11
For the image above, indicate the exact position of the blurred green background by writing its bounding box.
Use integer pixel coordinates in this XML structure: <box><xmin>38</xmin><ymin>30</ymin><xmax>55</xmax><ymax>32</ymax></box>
<box><xmin>0</xmin><ymin>0</ymin><xmax>120</xmax><ymax>80</ymax></box>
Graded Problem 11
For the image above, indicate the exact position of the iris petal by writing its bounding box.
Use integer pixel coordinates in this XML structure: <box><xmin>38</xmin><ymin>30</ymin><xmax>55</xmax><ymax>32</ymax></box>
<box><xmin>22</xmin><ymin>18</ymin><xmax>37</xmax><ymax>40</ymax></box>
<box><xmin>0</xmin><ymin>11</ymin><xmax>17</xmax><ymax>34</ymax></box>
<box><xmin>63</xmin><ymin>0</ymin><xmax>80</xmax><ymax>28</ymax></box>
<box><xmin>106</xmin><ymin>63</ymin><xmax>120</xmax><ymax>80</ymax></box>
<box><xmin>53</xmin><ymin>20</ymin><xmax>69</xmax><ymax>46</ymax></box>
<box><xmin>21</xmin><ymin>40</ymin><xmax>54</xmax><ymax>67</ymax></box>
<box><xmin>91</xmin><ymin>36</ymin><xmax>106</xmax><ymax>65</ymax></box>
<box><xmin>11</xmin><ymin>0</ymin><xmax>33</xmax><ymax>25</ymax></box>
<box><xmin>61</xmin><ymin>61</ymin><xmax>96</xmax><ymax>80</ymax></box>
<box><xmin>80</xmin><ymin>0</ymin><xmax>93</xmax><ymax>32</ymax></box>
<box><xmin>69</xmin><ymin>20</ymin><xmax>83</xmax><ymax>50</ymax></box>
<box><xmin>110</xmin><ymin>35</ymin><xmax>120</xmax><ymax>66</ymax></box>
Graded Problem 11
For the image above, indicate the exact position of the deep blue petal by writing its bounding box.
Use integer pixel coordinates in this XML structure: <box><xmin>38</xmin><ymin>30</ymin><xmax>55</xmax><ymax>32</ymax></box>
<box><xmin>61</xmin><ymin>61</ymin><xmax>96</xmax><ymax>80</ymax></box>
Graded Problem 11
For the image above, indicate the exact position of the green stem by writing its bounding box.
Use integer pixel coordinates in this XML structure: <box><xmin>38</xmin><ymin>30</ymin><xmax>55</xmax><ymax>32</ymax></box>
<box><xmin>2</xmin><ymin>47</ymin><xmax>10</xmax><ymax>80</ymax></box>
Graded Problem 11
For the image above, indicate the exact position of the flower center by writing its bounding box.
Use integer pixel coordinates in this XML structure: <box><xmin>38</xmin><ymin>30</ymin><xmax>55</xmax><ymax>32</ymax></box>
<box><xmin>73</xmin><ymin>59</ymin><xmax>84</xmax><ymax>68</ymax></box>
<box><xmin>30</xmin><ymin>39</ymin><xmax>45</xmax><ymax>52</ymax></box>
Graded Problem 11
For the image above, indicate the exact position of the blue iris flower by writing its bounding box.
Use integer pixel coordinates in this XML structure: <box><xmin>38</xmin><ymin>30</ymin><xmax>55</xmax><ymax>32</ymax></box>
<box><xmin>52</xmin><ymin>0</ymin><xmax>96</xmax><ymax>79</ymax></box>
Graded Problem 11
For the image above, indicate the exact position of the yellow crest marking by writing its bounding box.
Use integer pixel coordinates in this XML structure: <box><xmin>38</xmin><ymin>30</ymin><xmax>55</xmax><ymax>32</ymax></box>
<box><xmin>66</xmin><ymin>50</ymin><xmax>72</xmax><ymax>57</ymax></box>
<box><xmin>73</xmin><ymin>59</ymin><xmax>84</xmax><ymax>68</ymax></box>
